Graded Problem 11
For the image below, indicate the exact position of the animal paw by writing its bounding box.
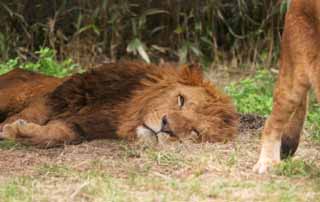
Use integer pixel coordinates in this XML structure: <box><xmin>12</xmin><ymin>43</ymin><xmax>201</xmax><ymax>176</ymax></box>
<box><xmin>253</xmin><ymin>158</ymin><xmax>280</xmax><ymax>174</ymax></box>
<box><xmin>1</xmin><ymin>119</ymin><xmax>28</xmax><ymax>139</ymax></box>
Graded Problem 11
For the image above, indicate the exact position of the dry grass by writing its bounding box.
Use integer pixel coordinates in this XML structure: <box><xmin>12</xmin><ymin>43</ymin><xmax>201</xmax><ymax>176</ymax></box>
<box><xmin>0</xmin><ymin>128</ymin><xmax>320</xmax><ymax>202</ymax></box>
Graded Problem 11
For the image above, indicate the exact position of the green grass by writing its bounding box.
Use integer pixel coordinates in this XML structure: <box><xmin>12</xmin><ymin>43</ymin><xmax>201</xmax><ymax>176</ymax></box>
<box><xmin>0</xmin><ymin>140</ymin><xmax>27</xmax><ymax>150</ymax></box>
<box><xmin>273</xmin><ymin>158</ymin><xmax>319</xmax><ymax>177</ymax></box>
<box><xmin>0</xmin><ymin>177</ymin><xmax>34</xmax><ymax>202</ymax></box>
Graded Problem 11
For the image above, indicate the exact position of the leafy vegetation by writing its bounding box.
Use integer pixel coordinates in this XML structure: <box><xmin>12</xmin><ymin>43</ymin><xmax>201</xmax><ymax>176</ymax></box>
<box><xmin>226</xmin><ymin>70</ymin><xmax>275</xmax><ymax>116</ymax></box>
<box><xmin>0</xmin><ymin>47</ymin><xmax>80</xmax><ymax>77</ymax></box>
<box><xmin>226</xmin><ymin>70</ymin><xmax>320</xmax><ymax>139</ymax></box>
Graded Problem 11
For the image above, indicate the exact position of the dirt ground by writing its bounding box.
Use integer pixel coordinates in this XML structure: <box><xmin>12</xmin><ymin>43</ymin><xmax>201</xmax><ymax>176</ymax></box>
<box><xmin>0</xmin><ymin>115</ymin><xmax>319</xmax><ymax>202</ymax></box>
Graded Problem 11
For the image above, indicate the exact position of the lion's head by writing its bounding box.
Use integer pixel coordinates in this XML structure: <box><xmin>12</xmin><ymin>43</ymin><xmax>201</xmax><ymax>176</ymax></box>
<box><xmin>117</xmin><ymin>63</ymin><xmax>239</xmax><ymax>144</ymax></box>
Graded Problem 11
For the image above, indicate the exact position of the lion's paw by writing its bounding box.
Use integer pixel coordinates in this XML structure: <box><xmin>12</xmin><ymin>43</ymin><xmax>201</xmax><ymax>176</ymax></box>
<box><xmin>1</xmin><ymin>119</ymin><xmax>28</xmax><ymax>139</ymax></box>
<box><xmin>253</xmin><ymin>158</ymin><xmax>280</xmax><ymax>174</ymax></box>
<box><xmin>2</xmin><ymin>123</ymin><xmax>18</xmax><ymax>139</ymax></box>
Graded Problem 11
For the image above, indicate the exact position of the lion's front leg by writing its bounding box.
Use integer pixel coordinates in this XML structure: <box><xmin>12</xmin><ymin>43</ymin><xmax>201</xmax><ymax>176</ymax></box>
<box><xmin>253</xmin><ymin>81</ymin><xmax>309</xmax><ymax>174</ymax></box>
<box><xmin>0</xmin><ymin>119</ymin><xmax>79</xmax><ymax>147</ymax></box>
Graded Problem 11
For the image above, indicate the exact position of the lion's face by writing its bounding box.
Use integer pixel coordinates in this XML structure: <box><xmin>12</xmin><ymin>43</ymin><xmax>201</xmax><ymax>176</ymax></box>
<box><xmin>117</xmin><ymin>64</ymin><xmax>239</xmax><ymax>144</ymax></box>
<box><xmin>137</xmin><ymin>84</ymin><xmax>238</xmax><ymax>144</ymax></box>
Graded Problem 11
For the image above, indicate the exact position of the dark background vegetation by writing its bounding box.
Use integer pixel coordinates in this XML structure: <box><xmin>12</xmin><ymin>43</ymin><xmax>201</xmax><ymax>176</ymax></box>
<box><xmin>0</xmin><ymin>0</ymin><xmax>287</xmax><ymax>68</ymax></box>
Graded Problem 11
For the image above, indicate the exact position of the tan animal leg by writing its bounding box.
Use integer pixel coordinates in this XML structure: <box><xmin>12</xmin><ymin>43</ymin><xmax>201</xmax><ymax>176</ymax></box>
<box><xmin>253</xmin><ymin>73</ymin><xmax>309</xmax><ymax>174</ymax></box>
<box><xmin>0</xmin><ymin>119</ymin><xmax>78</xmax><ymax>147</ymax></box>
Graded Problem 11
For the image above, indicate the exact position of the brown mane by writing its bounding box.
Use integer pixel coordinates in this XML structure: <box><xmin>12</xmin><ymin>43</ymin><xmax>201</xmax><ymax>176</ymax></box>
<box><xmin>116</xmin><ymin>62</ymin><xmax>238</xmax><ymax>142</ymax></box>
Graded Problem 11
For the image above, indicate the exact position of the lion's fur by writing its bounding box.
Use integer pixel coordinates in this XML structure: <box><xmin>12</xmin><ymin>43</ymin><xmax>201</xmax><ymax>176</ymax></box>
<box><xmin>254</xmin><ymin>0</ymin><xmax>320</xmax><ymax>173</ymax></box>
<box><xmin>0</xmin><ymin>61</ymin><xmax>239</xmax><ymax>146</ymax></box>
<box><xmin>0</xmin><ymin>69</ymin><xmax>62</xmax><ymax>122</ymax></box>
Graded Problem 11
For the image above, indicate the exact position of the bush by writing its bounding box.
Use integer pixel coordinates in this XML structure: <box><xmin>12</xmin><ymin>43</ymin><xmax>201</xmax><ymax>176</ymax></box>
<box><xmin>0</xmin><ymin>47</ymin><xmax>80</xmax><ymax>77</ymax></box>
<box><xmin>225</xmin><ymin>70</ymin><xmax>275</xmax><ymax>116</ymax></box>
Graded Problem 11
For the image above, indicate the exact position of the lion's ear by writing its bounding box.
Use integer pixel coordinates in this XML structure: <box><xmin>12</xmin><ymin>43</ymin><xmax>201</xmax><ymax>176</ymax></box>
<box><xmin>179</xmin><ymin>63</ymin><xmax>204</xmax><ymax>85</ymax></box>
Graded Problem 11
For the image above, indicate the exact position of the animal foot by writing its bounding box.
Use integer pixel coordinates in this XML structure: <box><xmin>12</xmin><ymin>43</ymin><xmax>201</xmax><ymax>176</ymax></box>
<box><xmin>253</xmin><ymin>158</ymin><xmax>280</xmax><ymax>174</ymax></box>
<box><xmin>1</xmin><ymin>119</ymin><xmax>28</xmax><ymax>140</ymax></box>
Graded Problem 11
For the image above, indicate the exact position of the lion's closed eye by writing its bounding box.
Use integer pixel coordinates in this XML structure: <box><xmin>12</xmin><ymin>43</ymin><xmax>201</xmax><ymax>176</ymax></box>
<box><xmin>178</xmin><ymin>94</ymin><xmax>185</xmax><ymax>109</ymax></box>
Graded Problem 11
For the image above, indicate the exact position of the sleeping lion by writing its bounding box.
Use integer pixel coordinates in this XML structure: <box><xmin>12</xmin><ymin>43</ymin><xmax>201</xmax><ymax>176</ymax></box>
<box><xmin>0</xmin><ymin>61</ymin><xmax>239</xmax><ymax>147</ymax></box>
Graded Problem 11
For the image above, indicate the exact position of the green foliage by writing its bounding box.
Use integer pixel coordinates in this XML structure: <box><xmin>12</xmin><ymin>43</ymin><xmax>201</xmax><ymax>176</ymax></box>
<box><xmin>0</xmin><ymin>47</ymin><xmax>80</xmax><ymax>77</ymax></box>
<box><xmin>226</xmin><ymin>70</ymin><xmax>320</xmax><ymax>138</ymax></box>
<box><xmin>0</xmin><ymin>58</ymin><xmax>19</xmax><ymax>75</ymax></box>
<box><xmin>225</xmin><ymin>70</ymin><xmax>275</xmax><ymax>116</ymax></box>
<box><xmin>22</xmin><ymin>48</ymin><xmax>79</xmax><ymax>77</ymax></box>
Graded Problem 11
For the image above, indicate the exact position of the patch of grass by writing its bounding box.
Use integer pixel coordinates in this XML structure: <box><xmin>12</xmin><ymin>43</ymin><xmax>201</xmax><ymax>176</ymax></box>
<box><xmin>226</xmin><ymin>152</ymin><xmax>237</xmax><ymax>167</ymax></box>
<box><xmin>208</xmin><ymin>180</ymin><xmax>256</xmax><ymax>199</ymax></box>
<box><xmin>263</xmin><ymin>181</ymin><xmax>298</xmax><ymax>202</ymax></box>
<box><xmin>306</xmin><ymin>103</ymin><xmax>320</xmax><ymax>142</ymax></box>
<box><xmin>0</xmin><ymin>140</ymin><xmax>27</xmax><ymax>150</ymax></box>
<box><xmin>79</xmin><ymin>170</ymin><xmax>137</xmax><ymax>202</ymax></box>
<box><xmin>0</xmin><ymin>47</ymin><xmax>81</xmax><ymax>77</ymax></box>
<box><xmin>0</xmin><ymin>176</ymin><xmax>34</xmax><ymax>202</ymax></box>
<box><xmin>147</xmin><ymin>149</ymin><xmax>186</xmax><ymax>167</ymax></box>
<box><xmin>37</xmin><ymin>164</ymin><xmax>73</xmax><ymax>177</ymax></box>
<box><xmin>273</xmin><ymin>158</ymin><xmax>319</xmax><ymax>177</ymax></box>
<box><xmin>0</xmin><ymin>140</ymin><xmax>19</xmax><ymax>149</ymax></box>
<box><xmin>119</xmin><ymin>144</ymin><xmax>142</xmax><ymax>159</ymax></box>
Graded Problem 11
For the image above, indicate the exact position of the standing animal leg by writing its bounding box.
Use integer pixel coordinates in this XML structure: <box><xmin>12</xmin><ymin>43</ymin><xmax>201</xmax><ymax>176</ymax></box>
<box><xmin>0</xmin><ymin>119</ymin><xmax>79</xmax><ymax>147</ymax></box>
<box><xmin>253</xmin><ymin>74</ymin><xmax>310</xmax><ymax>174</ymax></box>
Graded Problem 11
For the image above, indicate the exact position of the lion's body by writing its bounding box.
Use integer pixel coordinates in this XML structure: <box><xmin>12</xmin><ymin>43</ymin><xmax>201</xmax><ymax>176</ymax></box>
<box><xmin>0</xmin><ymin>62</ymin><xmax>239</xmax><ymax>147</ymax></box>
<box><xmin>254</xmin><ymin>0</ymin><xmax>320</xmax><ymax>173</ymax></box>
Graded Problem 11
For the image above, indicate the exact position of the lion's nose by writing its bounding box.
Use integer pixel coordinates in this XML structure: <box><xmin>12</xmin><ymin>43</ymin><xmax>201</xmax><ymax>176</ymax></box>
<box><xmin>160</xmin><ymin>115</ymin><xmax>170</xmax><ymax>132</ymax></box>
